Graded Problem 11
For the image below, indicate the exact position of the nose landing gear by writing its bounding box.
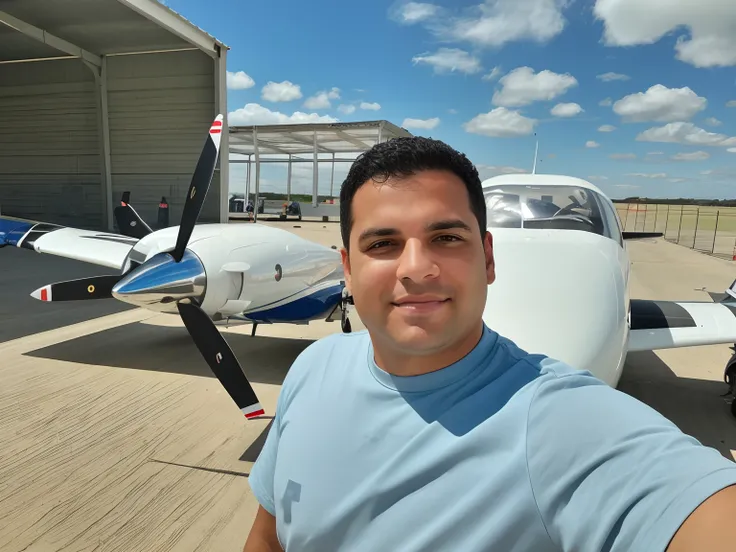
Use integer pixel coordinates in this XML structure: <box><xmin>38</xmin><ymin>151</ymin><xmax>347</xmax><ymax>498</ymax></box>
<box><xmin>722</xmin><ymin>345</ymin><xmax>736</xmax><ymax>418</ymax></box>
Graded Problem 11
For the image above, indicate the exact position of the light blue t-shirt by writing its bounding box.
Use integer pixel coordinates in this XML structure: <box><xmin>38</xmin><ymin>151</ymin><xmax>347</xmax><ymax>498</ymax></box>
<box><xmin>249</xmin><ymin>325</ymin><xmax>736</xmax><ymax>551</ymax></box>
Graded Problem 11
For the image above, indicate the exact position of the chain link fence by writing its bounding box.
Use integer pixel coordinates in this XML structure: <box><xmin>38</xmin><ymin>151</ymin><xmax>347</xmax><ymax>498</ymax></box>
<box><xmin>614</xmin><ymin>203</ymin><xmax>736</xmax><ymax>260</ymax></box>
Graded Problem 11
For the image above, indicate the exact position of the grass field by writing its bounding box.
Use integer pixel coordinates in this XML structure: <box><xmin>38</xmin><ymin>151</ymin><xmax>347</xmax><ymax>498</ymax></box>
<box><xmin>614</xmin><ymin>203</ymin><xmax>736</xmax><ymax>259</ymax></box>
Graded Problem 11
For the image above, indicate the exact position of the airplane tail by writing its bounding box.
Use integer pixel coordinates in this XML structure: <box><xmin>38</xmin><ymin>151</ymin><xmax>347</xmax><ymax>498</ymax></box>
<box><xmin>114</xmin><ymin>191</ymin><xmax>153</xmax><ymax>239</ymax></box>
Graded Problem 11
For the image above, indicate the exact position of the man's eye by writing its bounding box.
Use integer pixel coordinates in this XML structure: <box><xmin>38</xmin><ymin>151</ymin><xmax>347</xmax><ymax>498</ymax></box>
<box><xmin>435</xmin><ymin>235</ymin><xmax>461</xmax><ymax>242</ymax></box>
<box><xmin>369</xmin><ymin>240</ymin><xmax>392</xmax><ymax>249</ymax></box>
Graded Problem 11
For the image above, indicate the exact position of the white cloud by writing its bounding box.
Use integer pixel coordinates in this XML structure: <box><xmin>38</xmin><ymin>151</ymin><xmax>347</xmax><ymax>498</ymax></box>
<box><xmin>228</xmin><ymin>103</ymin><xmax>338</xmax><ymax>126</ymax></box>
<box><xmin>227</xmin><ymin>70</ymin><xmax>255</xmax><ymax>90</ymax></box>
<box><xmin>729</xmin><ymin>147</ymin><xmax>736</xmax><ymax>153</ymax></box>
<box><xmin>261</xmin><ymin>81</ymin><xmax>303</xmax><ymax>102</ymax></box>
<box><xmin>593</xmin><ymin>0</ymin><xmax>736</xmax><ymax>68</ymax></box>
<box><xmin>391</xmin><ymin>1</ymin><xmax>440</xmax><ymax>23</ymax></box>
<box><xmin>669</xmin><ymin>178</ymin><xmax>687</xmax><ymax>183</ymax></box>
<box><xmin>588</xmin><ymin>175</ymin><xmax>609</xmax><ymax>180</ymax></box>
<box><xmin>438</xmin><ymin>0</ymin><xmax>570</xmax><ymax>48</ymax></box>
<box><xmin>599</xmin><ymin>98</ymin><xmax>613</xmax><ymax>106</ymax></box>
<box><xmin>477</xmin><ymin>164</ymin><xmax>530</xmax><ymax>179</ymax></box>
<box><xmin>360</xmin><ymin>102</ymin><xmax>382</xmax><ymax>110</ymax></box>
<box><xmin>672</xmin><ymin>151</ymin><xmax>710</xmax><ymax>161</ymax></box>
<box><xmin>551</xmin><ymin>102</ymin><xmax>583</xmax><ymax>117</ymax></box>
<box><xmin>402</xmin><ymin>117</ymin><xmax>441</xmax><ymax>129</ymax></box>
<box><xmin>463</xmin><ymin>107</ymin><xmax>537</xmax><ymax>137</ymax></box>
<box><xmin>705</xmin><ymin>117</ymin><xmax>723</xmax><ymax>127</ymax></box>
<box><xmin>597</xmin><ymin>72</ymin><xmax>630</xmax><ymax>81</ymax></box>
<box><xmin>612</xmin><ymin>85</ymin><xmax>707</xmax><ymax>123</ymax></box>
<box><xmin>586</xmin><ymin>140</ymin><xmax>600</xmax><ymax>148</ymax></box>
<box><xmin>448</xmin><ymin>108</ymin><xmax>458</xmax><ymax>114</ymax></box>
<box><xmin>636</xmin><ymin>122</ymin><xmax>736</xmax><ymax>147</ymax></box>
<box><xmin>492</xmin><ymin>66</ymin><xmax>578</xmax><ymax>107</ymax></box>
<box><xmin>626</xmin><ymin>172</ymin><xmax>668</xmax><ymax>178</ymax></box>
<box><xmin>727</xmin><ymin>100</ymin><xmax>736</xmax><ymax>107</ymax></box>
<box><xmin>610</xmin><ymin>153</ymin><xmax>636</xmax><ymax>160</ymax></box>
<box><xmin>303</xmin><ymin>87</ymin><xmax>341</xmax><ymax>110</ymax></box>
<box><xmin>338</xmin><ymin>104</ymin><xmax>356</xmax><ymax>114</ymax></box>
<box><xmin>412</xmin><ymin>48</ymin><xmax>482</xmax><ymax>75</ymax></box>
<box><xmin>598</xmin><ymin>124</ymin><xmax>617</xmax><ymax>132</ymax></box>
<box><xmin>482</xmin><ymin>66</ymin><xmax>502</xmax><ymax>81</ymax></box>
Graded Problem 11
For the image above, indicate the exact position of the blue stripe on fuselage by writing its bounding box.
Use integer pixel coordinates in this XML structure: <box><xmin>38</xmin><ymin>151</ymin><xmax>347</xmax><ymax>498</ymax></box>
<box><xmin>0</xmin><ymin>216</ymin><xmax>35</xmax><ymax>246</ymax></box>
<box><xmin>244</xmin><ymin>283</ymin><xmax>344</xmax><ymax>323</ymax></box>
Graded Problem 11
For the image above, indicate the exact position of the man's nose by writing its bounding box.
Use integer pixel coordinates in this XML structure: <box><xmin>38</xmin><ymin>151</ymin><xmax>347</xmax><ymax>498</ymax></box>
<box><xmin>396</xmin><ymin>239</ymin><xmax>439</xmax><ymax>282</ymax></box>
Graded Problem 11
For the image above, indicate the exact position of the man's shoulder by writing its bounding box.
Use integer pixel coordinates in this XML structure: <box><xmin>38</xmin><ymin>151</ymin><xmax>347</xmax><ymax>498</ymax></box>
<box><xmin>277</xmin><ymin>330</ymin><xmax>371</xmax><ymax>403</ymax></box>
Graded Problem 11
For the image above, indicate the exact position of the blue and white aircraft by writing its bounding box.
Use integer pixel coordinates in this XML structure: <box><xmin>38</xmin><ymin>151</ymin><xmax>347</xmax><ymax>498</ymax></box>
<box><xmin>0</xmin><ymin>114</ymin><xmax>352</xmax><ymax>420</ymax></box>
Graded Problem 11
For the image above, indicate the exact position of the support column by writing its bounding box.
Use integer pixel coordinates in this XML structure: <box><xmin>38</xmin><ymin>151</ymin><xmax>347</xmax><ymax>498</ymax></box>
<box><xmin>245</xmin><ymin>154</ymin><xmax>251</xmax><ymax>201</ymax></box>
<box><xmin>287</xmin><ymin>154</ymin><xmax>292</xmax><ymax>202</ymax></box>
<box><xmin>215</xmin><ymin>45</ymin><xmax>229</xmax><ymax>223</ymax></box>
<box><xmin>83</xmin><ymin>57</ymin><xmax>113</xmax><ymax>231</ymax></box>
<box><xmin>330</xmin><ymin>153</ymin><xmax>335</xmax><ymax>197</ymax></box>
<box><xmin>253</xmin><ymin>127</ymin><xmax>261</xmax><ymax>223</ymax></box>
<box><xmin>313</xmin><ymin>131</ymin><xmax>319</xmax><ymax>207</ymax></box>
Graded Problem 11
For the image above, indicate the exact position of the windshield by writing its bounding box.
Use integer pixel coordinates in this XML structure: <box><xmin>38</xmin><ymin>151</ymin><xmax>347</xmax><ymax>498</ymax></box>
<box><xmin>483</xmin><ymin>184</ymin><xmax>621</xmax><ymax>243</ymax></box>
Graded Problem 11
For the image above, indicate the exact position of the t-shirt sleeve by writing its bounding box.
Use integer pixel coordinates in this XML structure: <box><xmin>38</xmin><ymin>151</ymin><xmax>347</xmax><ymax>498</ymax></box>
<box><xmin>525</xmin><ymin>366</ymin><xmax>736</xmax><ymax>552</ymax></box>
<box><xmin>248</xmin><ymin>403</ymin><xmax>282</xmax><ymax>516</ymax></box>
<box><xmin>246</xmin><ymin>336</ymin><xmax>331</xmax><ymax>516</ymax></box>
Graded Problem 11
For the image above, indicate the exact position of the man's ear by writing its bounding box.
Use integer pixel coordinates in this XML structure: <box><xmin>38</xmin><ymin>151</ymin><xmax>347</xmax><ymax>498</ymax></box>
<box><xmin>340</xmin><ymin>247</ymin><xmax>352</xmax><ymax>293</ymax></box>
<box><xmin>483</xmin><ymin>231</ymin><xmax>495</xmax><ymax>285</ymax></box>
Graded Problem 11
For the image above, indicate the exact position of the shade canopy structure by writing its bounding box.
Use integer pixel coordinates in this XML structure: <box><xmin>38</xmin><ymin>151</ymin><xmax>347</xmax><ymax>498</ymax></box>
<box><xmin>0</xmin><ymin>0</ymin><xmax>229</xmax><ymax>230</ymax></box>
<box><xmin>228</xmin><ymin>120</ymin><xmax>413</xmax><ymax>217</ymax></box>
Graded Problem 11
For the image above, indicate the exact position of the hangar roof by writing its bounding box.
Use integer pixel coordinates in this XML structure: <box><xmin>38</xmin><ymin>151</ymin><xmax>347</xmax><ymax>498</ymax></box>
<box><xmin>0</xmin><ymin>0</ymin><xmax>227</xmax><ymax>63</ymax></box>
<box><xmin>228</xmin><ymin>120</ymin><xmax>413</xmax><ymax>157</ymax></box>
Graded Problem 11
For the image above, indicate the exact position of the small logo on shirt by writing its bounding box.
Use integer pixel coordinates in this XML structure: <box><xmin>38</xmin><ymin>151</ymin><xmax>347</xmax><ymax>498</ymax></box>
<box><xmin>283</xmin><ymin>479</ymin><xmax>302</xmax><ymax>523</ymax></box>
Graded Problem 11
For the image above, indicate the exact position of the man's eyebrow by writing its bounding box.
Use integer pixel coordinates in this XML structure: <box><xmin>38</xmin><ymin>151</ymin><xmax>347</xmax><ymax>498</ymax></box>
<box><xmin>358</xmin><ymin>227</ymin><xmax>398</xmax><ymax>242</ymax></box>
<box><xmin>426</xmin><ymin>219</ymin><xmax>473</xmax><ymax>232</ymax></box>
<box><xmin>357</xmin><ymin>220</ymin><xmax>472</xmax><ymax>242</ymax></box>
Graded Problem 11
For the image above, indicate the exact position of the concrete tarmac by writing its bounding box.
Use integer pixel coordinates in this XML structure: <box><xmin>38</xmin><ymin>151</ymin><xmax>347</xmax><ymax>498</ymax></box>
<box><xmin>1</xmin><ymin>226</ymin><xmax>735</xmax><ymax>551</ymax></box>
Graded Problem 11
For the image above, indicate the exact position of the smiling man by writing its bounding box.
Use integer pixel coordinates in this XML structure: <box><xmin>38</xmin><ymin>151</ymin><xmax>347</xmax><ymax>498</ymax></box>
<box><xmin>244</xmin><ymin>137</ymin><xmax>736</xmax><ymax>552</ymax></box>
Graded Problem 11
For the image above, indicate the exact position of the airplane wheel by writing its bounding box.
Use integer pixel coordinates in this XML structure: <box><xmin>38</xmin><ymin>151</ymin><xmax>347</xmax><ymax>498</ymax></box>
<box><xmin>725</xmin><ymin>361</ymin><xmax>736</xmax><ymax>418</ymax></box>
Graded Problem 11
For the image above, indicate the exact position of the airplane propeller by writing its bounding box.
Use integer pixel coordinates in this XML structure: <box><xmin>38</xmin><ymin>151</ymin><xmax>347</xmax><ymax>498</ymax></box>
<box><xmin>31</xmin><ymin>115</ymin><xmax>266</xmax><ymax>420</ymax></box>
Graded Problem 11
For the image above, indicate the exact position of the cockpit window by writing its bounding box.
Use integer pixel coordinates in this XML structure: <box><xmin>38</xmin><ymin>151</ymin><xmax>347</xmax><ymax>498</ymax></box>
<box><xmin>483</xmin><ymin>184</ymin><xmax>620</xmax><ymax>244</ymax></box>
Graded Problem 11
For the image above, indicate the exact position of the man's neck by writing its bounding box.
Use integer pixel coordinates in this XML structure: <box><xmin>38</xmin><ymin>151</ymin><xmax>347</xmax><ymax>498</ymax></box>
<box><xmin>372</xmin><ymin>323</ymin><xmax>485</xmax><ymax>377</ymax></box>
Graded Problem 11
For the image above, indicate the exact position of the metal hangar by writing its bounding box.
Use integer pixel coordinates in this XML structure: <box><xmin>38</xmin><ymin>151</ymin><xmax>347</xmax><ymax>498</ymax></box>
<box><xmin>0</xmin><ymin>0</ymin><xmax>229</xmax><ymax>231</ymax></box>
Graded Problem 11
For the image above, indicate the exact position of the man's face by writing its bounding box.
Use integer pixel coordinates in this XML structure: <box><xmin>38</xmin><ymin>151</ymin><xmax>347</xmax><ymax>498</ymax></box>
<box><xmin>341</xmin><ymin>169</ymin><xmax>495</xmax><ymax>357</ymax></box>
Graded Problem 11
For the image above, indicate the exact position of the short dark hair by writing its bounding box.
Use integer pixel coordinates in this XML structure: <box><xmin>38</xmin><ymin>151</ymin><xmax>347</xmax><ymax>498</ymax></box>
<box><xmin>339</xmin><ymin>136</ymin><xmax>486</xmax><ymax>249</ymax></box>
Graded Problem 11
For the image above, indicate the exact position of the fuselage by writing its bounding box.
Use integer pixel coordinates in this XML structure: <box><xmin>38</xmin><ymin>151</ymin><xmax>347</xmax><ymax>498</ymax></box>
<box><xmin>480</xmin><ymin>174</ymin><xmax>632</xmax><ymax>387</ymax></box>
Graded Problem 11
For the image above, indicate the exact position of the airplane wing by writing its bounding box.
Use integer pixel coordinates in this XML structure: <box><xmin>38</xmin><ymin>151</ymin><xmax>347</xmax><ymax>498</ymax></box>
<box><xmin>628</xmin><ymin>299</ymin><xmax>736</xmax><ymax>351</ymax></box>
<box><xmin>0</xmin><ymin>215</ymin><xmax>137</xmax><ymax>271</ymax></box>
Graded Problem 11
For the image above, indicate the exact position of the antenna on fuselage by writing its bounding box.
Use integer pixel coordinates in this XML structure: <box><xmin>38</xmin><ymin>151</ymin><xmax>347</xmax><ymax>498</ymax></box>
<box><xmin>532</xmin><ymin>133</ymin><xmax>539</xmax><ymax>175</ymax></box>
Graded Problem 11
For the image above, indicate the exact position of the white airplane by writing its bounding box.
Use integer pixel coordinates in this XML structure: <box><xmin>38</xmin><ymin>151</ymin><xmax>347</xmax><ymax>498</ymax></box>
<box><xmin>4</xmin><ymin>117</ymin><xmax>736</xmax><ymax>419</ymax></box>
<box><xmin>0</xmin><ymin>114</ymin><xmax>353</xmax><ymax>420</ymax></box>
<box><xmin>479</xmin><ymin>173</ymin><xmax>736</xmax><ymax>416</ymax></box>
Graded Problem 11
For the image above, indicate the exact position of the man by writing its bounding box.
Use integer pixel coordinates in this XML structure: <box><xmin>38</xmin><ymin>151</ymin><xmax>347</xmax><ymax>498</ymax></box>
<box><xmin>244</xmin><ymin>137</ymin><xmax>736</xmax><ymax>551</ymax></box>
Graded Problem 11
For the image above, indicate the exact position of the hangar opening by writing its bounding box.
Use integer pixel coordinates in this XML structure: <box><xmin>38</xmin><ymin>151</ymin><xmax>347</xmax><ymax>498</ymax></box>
<box><xmin>228</xmin><ymin>120</ymin><xmax>412</xmax><ymax>221</ymax></box>
<box><xmin>0</xmin><ymin>0</ymin><xmax>229</xmax><ymax>232</ymax></box>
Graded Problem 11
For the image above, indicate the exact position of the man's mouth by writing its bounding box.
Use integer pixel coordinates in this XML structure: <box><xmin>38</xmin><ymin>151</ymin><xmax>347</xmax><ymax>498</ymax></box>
<box><xmin>391</xmin><ymin>297</ymin><xmax>450</xmax><ymax>312</ymax></box>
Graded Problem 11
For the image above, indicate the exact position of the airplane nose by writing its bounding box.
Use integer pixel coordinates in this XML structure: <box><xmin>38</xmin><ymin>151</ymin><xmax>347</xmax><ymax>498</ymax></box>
<box><xmin>112</xmin><ymin>250</ymin><xmax>206</xmax><ymax>312</ymax></box>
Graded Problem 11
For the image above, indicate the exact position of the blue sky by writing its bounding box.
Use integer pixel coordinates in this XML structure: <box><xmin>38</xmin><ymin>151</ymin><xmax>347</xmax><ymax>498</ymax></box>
<box><xmin>165</xmin><ymin>0</ymin><xmax>736</xmax><ymax>199</ymax></box>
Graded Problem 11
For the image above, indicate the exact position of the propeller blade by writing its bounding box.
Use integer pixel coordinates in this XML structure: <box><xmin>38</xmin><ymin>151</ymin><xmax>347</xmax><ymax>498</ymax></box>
<box><xmin>114</xmin><ymin>192</ymin><xmax>152</xmax><ymax>240</ymax></box>
<box><xmin>177</xmin><ymin>301</ymin><xmax>264</xmax><ymax>419</ymax></box>
<box><xmin>30</xmin><ymin>275</ymin><xmax>122</xmax><ymax>302</ymax></box>
<box><xmin>171</xmin><ymin>115</ymin><xmax>224</xmax><ymax>263</ymax></box>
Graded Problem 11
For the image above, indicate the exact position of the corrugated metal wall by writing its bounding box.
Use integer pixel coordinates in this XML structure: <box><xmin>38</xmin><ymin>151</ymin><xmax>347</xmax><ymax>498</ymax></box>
<box><xmin>0</xmin><ymin>59</ymin><xmax>103</xmax><ymax>228</ymax></box>
<box><xmin>106</xmin><ymin>49</ymin><xmax>219</xmax><ymax>230</ymax></box>
<box><xmin>0</xmin><ymin>49</ymin><xmax>219</xmax><ymax>231</ymax></box>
